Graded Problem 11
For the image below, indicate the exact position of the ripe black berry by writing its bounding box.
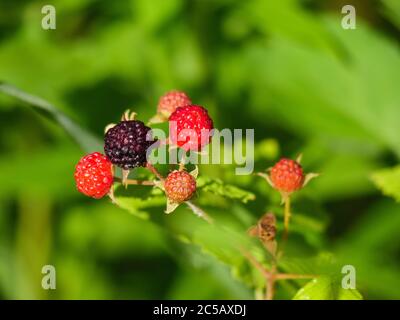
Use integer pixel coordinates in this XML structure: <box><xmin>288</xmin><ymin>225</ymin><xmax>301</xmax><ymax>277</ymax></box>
<box><xmin>104</xmin><ymin>120</ymin><xmax>156</xmax><ymax>170</ymax></box>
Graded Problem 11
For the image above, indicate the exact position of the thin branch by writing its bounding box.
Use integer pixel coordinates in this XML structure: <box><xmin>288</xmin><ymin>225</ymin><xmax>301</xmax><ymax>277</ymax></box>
<box><xmin>240</xmin><ymin>248</ymin><xmax>271</xmax><ymax>279</ymax></box>
<box><xmin>146</xmin><ymin>162</ymin><xmax>164</xmax><ymax>181</ymax></box>
<box><xmin>178</xmin><ymin>152</ymin><xmax>187</xmax><ymax>171</ymax></box>
<box><xmin>275</xmin><ymin>273</ymin><xmax>318</xmax><ymax>280</ymax></box>
<box><xmin>186</xmin><ymin>201</ymin><xmax>213</xmax><ymax>224</ymax></box>
<box><xmin>114</xmin><ymin>177</ymin><xmax>155</xmax><ymax>186</ymax></box>
<box><xmin>265</xmin><ymin>258</ymin><xmax>277</xmax><ymax>300</ymax></box>
<box><xmin>265</xmin><ymin>270</ymin><xmax>276</xmax><ymax>300</ymax></box>
<box><xmin>240</xmin><ymin>248</ymin><xmax>276</xmax><ymax>300</ymax></box>
<box><xmin>282</xmin><ymin>196</ymin><xmax>291</xmax><ymax>242</ymax></box>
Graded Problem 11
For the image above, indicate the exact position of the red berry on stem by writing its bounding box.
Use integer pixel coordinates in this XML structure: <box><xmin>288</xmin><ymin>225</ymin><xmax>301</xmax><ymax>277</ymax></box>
<box><xmin>158</xmin><ymin>90</ymin><xmax>192</xmax><ymax>118</ymax></box>
<box><xmin>270</xmin><ymin>158</ymin><xmax>304</xmax><ymax>193</ymax></box>
<box><xmin>74</xmin><ymin>152</ymin><xmax>113</xmax><ymax>199</ymax></box>
<box><xmin>169</xmin><ymin>105</ymin><xmax>214</xmax><ymax>151</ymax></box>
<box><xmin>164</xmin><ymin>170</ymin><xmax>197</xmax><ymax>203</ymax></box>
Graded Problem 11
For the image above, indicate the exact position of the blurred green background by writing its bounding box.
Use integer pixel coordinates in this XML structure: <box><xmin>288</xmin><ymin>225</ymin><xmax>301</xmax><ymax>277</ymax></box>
<box><xmin>1</xmin><ymin>0</ymin><xmax>400</xmax><ymax>299</ymax></box>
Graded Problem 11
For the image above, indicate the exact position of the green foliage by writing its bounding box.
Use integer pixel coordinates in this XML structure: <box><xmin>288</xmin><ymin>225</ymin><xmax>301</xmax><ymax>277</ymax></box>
<box><xmin>371</xmin><ymin>166</ymin><xmax>400</xmax><ymax>202</ymax></box>
<box><xmin>1</xmin><ymin>0</ymin><xmax>400</xmax><ymax>300</ymax></box>
<box><xmin>114</xmin><ymin>184</ymin><xmax>165</xmax><ymax>219</ymax></box>
<box><xmin>0</xmin><ymin>83</ymin><xmax>102</xmax><ymax>153</ymax></box>
<box><xmin>293</xmin><ymin>277</ymin><xmax>362</xmax><ymax>300</ymax></box>
<box><xmin>197</xmin><ymin>176</ymin><xmax>256</xmax><ymax>204</ymax></box>
<box><xmin>334</xmin><ymin>200</ymin><xmax>400</xmax><ymax>299</ymax></box>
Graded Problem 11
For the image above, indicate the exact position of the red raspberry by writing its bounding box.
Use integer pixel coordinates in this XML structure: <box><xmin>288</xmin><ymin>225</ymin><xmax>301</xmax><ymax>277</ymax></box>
<box><xmin>74</xmin><ymin>152</ymin><xmax>113</xmax><ymax>199</ymax></box>
<box><xmin>270</xmin><ymin>158</ymin><xmax>304</xmax><ymax>193</ymax></box>
<box><xmin>169</xmin><ymin>105</ymin><xmax>214</xmax><ymax>151</ymax></box>
<box><xmin>158</xmin><ymin>90</ymin><xmax>192</xmax><ymax>118</ymax></box>
<box><xmin>164</xmin><ymin>170</ymin><xmax>196</xmax><ymax>203</ymax></box>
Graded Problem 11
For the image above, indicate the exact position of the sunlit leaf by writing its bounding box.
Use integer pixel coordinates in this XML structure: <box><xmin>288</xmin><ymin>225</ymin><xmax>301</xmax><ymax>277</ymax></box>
<box><xmin>197</xmin><ymin>176</ymin><xmax>256</xmax><ymax>203</ymax></box>
<box><xmin>293</xmin><ymin>276</ymin><xmax>363</xmax><ymax>300</ymax></box>
<box><xmin>113</xmin><ymin>184</ymin><xmax>165</xmax><ymax>219</ymax></box>
<box><xmin>371</xmin><ymin>166</ymin><xmax>400</xmax><ymax>202</ymax></box>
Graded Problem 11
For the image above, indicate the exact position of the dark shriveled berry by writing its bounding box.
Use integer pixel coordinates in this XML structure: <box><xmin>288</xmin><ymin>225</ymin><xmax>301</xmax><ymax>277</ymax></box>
<box><xmin>104</xmin><ymin>120</ymin><xmax>156</xmax><ymax>170</ymax></box>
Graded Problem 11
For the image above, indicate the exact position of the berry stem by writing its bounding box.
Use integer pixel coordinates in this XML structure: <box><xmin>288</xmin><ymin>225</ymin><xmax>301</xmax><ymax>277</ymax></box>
<box><xmin>241</xmin><ymin>248</ymin><xmax>276</xmax><ymax>300</ymax></box>
<box><xmin>108</xmin><ymin>187</ymin><xmax>116</xmax><ymax>203</ymax></box>
<box><xmin>274</xmin><ymin>273</ymin><xmax>318</xmax><ymax>280</ymax></box>
<box><xmin>265</xmin><ymin>266</ymin><xmax>276</xmax><ymax>300</ymax></box>
<box><xmin>265</xmin><ymin>252</ymin><xmax>278</xmax><ymax>300</ymax></box>
<box><xmin>283</xmin><ymin>195</ymin><xmax>291</xmax><ymax>241</ymax></box>
<box><xmin>114</xmin><ymin>177</ymin><xmax>155</xmax><ymax>186</ymax></box>
<box><xmin>241</xmin><ymin>248</ymin><xmax>317</xmax><ymax>300</ymax></box>
<box><xmin>122</xmin><ymin>169</ymin><xmax>130</xmax><ymax>187</ymax></box>
<box><xmin>146</xmin><ymin>162</ymin><xmax>164</xmax><ymax>181</ymax></box>
<box><xmin>186</xmin><ymin>201</ymin><xmax>213</xmax><ymax>224</ymax></box>
<box><xmin>240</xmin><ymin>248</ymin><xmax>271</xmax><ymax>278</ymax></box>
<box><xmin>177</xmin><ymin>150</ymin><xmax>187</xmax><ymax>171</ymax></box>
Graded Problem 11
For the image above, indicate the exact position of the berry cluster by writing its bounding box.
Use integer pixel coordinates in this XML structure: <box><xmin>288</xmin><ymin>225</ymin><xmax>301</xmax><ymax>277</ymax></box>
<box><xmin>74</xmin><ymin>90</ymin><xmax>212</xmax><ymax>214</ymax></box>
<box><xmin>70</xmin><ymin>89</ymin><xmax>320</xmax><ymax>300</ymax></box>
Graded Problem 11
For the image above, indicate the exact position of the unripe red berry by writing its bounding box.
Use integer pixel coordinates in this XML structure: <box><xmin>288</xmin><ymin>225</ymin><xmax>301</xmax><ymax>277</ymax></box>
<box><xmin>270</xmin><ymin>158</ymin><xmax>304</xmax><ymax>193</ymax></box>
<box><xmin>169</xmin><ymin>105</ymin><xmax>214</xmax><ymax>151</ymax></box>
<box><xmin>74</xmin><ymin>152</ymin><xmax>113</xmax><ymax>199</ymax></box>
<box><xmin>158</xmin><ymin>90</ymin><xmax>192</xmax><ymax>118</ymax></box>
<box><xmin>164</xmin><ymin>170</ymin><xmax>196</xmax><ymax>203</ymax></box>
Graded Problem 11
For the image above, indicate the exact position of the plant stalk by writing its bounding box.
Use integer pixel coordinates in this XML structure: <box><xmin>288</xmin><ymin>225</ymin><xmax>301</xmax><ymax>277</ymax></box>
<box><xmin>283</xmin><ymin>196</ymin><xmax>291</xmax><ymax>241</ymax></box>
<box><xmin>186</xmin><ymin>201</ymin><xmax>213</xmax><ymax>224</ymax></box>
<box><xmin>146</xmin><ymin>162</ymin><xmax>164</xmax><ymax>181</ymax></box>
<box><xmin>114</xmin><ymin>177</ymin><xmax>155</xmax><ymax>186</ymax></box>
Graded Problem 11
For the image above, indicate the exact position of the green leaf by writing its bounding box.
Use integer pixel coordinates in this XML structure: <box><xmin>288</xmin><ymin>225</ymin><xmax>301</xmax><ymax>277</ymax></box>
<box><xmin>0</xmin><ymin>83</ymin><xmax>102</xmax><ymax>153</ymax></box>
<box><xmin>245</xmin><ymin>17</ymin><xmax>400</xmax><ymax>158</ymax></box>
<box><xmin>113</xmin><ymin>184</ymin><xmax>165</xmax><ymax>219</ymax></box>
<box><xmin>197</xmin><ymin>176</ymin><xmax>256</xmax><ymax>203</ymax></box>
<box><xmin>112</xmin><ymin>179</ymin><xmax>263</xmax><ymax>287</ymax></box>
<box><xmin>164</xmin><ymin>209</ymin><xmax>266</xmax><ymax>288</ymax></box>
<box><xmin>0</xmin><ymin>82</ymin><xmax>260</xmax><ymax>290</ymax></box>
<box><xmin>371</xmin><ymin>166</ymin><xmax>400</xmax><ymax>202</ymax></box>
<box><xmin>0</xmin><ymin>145</ymin><xmax>81</xmax><ymax>199</ymax></box>
<box><xmin>293</xmin><ymin>276</ymin><xmax>363</xmax><ymax>300</ymax></box>
<box><xmin>381</xmin><ymin>0</ymin><xmax>400</xmax><ymax>30</ymax></box>
<box><xmin>335</xmin><ymin>201</ymin><xmax>400</xmax><ymax>299</ymax></box>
